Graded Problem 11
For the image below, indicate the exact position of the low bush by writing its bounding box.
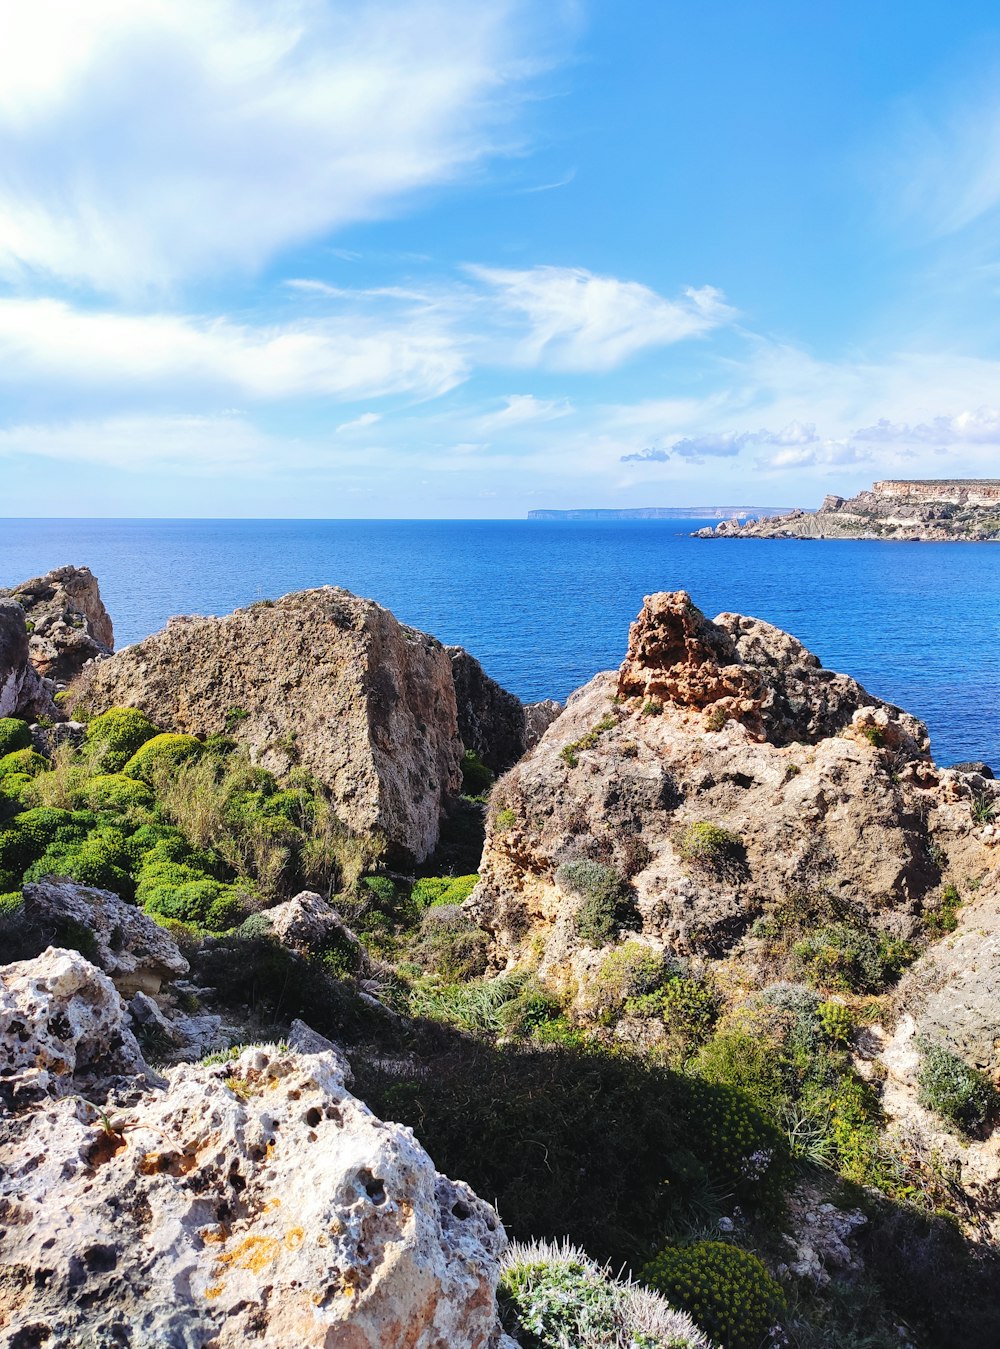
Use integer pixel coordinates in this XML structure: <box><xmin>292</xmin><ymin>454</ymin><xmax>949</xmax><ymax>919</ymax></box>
<box><xmin>676</xmin><ymin>822</ymin><xmax>742</xmax><ymax>869</ymax></box>
<box><xmin>640</xmin><ymin>1241</ymin><xmax>786</xmax><ymax>1349</ymax></box>
<box><xmin>123</xmin><ymin>732</ymin><xmax>203</xmax><ymax>781</ymax></box>
<box><xmin>85</xmin><ymin>706</ymin><xmax>159</xmax><ymax>772</ymax></box>
<box><xmin>580</xmin><ymin>939</ymin><xmax>666</xmax><ymax>1023</ymax></box>
<box><xmin>924</xmin><ymin>883</ymin><xmax>962</xmax><ymax>935</ymax></box>
<box><xmin>0</xmin><ymin>748</ymin><xmax>48</xmax><ymax>779</ymax></box>
<box><xmin>794</xmin><ymin>922</ymin><xmax>914</xmax><ymax>992</ymax></box>
<box><xmin>917</xmin><ymin>1038</ymin><xmax>998</xmax><ymax>1135</ymax></box>
<box><xmin>0</xmin><ymin>718</ymin><xmax>31</xmax><ymax>758</ymax></box>
<box><xmin>82</xmin><ymin>773</ymin><xmax>156</xmax><ymax>812</ymax></box>
<box><xmin>407</xmin><ymin>904</ymin><xmax>490</xmax><ymax>981</ymax></box>
<box><xmin>460</xmin><ymin>749</ymin><xmax>493</xmax><ymax>797</ymax></box>
<box><xmin>556</xmin><ymin>859</ymin><xmax>632</xmax><ymax>947</ymax></box>
<box><xmin>411</xmin><ymin>873</ymin><xmax>478</xmax><ymax>908</ymax></box>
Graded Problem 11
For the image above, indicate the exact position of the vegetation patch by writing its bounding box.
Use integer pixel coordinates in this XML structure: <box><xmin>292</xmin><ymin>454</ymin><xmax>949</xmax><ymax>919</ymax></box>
<box><xmin>917</xmin><ymin>1038</ymin><xmax>998</xmax><ymax>1135</ymax></box>
<box><xmin>556</xmin><ymin>858</ymin><xmax>634</xmax><ymax>946</ymax></box>
<box><xmin>640</xmin><ymin>1241</ymin><xmax>786</xmax><ymax>1349</ymax></box>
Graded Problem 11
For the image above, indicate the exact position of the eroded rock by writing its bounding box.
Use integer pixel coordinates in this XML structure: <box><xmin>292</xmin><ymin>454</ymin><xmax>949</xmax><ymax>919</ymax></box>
<box><xmin>0</xmin><ymin>598</ymin><xmax>57</xmax><ymax>721</ymax></box>
<box><xmin>22</xmin><ymin>878</ymin><xmax>189</xmax><ymax>995</ymax></box>
<box><xmin>1</xmin><ymin>564</ymin><xmax>114</xmax><ymax>682</ymax></box>
<box><xmin>0</xmin><ymin>978</ymin><xmax>507</xmax><ymax>1348</ymax></box>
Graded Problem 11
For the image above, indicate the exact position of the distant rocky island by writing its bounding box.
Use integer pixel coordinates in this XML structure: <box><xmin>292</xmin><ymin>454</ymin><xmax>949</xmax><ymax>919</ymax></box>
<box><xmin>528</xmin><ymin>505</ymin><xmax>797</xmax><ymax>520</ymax></box>
<box><xmin>695</xmin><ymin>479</ymin><xmax>1000</xmax><ymax>541</ymax></box>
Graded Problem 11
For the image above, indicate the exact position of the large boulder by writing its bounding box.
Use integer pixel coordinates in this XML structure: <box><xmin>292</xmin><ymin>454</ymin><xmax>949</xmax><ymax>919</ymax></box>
<box><xmin>0</xmin><ymin>946</ymin><xmax>149</xmax><ymax>1105</ymax></box>
<box><xmin>469</xmin><ymin>591</ymin><xmax>969</xmax><ymax>977</ymax></box>
<box><xmin>22</xmin><ymin>878</ymin><xmax>189</xmax><ymax>995</ymax></box>
<box><xmin>72</xmin><ymin>588</ymin><xmax>464</xmax><ymax>864</ymax></box>
<box><xmin>1</xmin><ymin>564</ymin><xmax>114</xmax><ymax>681</ymax></box>
<box><xmin>447</xmin><ymin>646</ymin><xmax>533</xmax><ymax>774</ymax></box>
<box><xmin>0</xmin><ymin>598</ymin><xmax>57</xmax><ymax>721</ymax></box>
<box><xmin>0</xmin><ymin>957</ymin><xmax>508</xmax><ymax>1349</ymax></box>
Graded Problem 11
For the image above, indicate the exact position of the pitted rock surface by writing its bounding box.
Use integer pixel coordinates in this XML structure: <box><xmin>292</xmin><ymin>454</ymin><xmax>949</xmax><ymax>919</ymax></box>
<box><xmin>0</xmin><ymin>1012</ymin><xmax>507</xmax><ymax>1348</ymax></box>
<box><xmin>72</xmin><ymin>587</ymin><xmax>464</xmax><ymax>864</ymax></box>
<box><xmin>23</xmin><ymin>878</ymin><xmax>189</xmax><ymax>995</ymax></box>
<box><xmin>0</xmin><ymin>564</ymin><xmax>114</xmax><ymax>681</ymax></box>
<box><xmin>0</xmin><ymin>947</ymin><xmax>149</xmax><ymax>1105</ymax></box>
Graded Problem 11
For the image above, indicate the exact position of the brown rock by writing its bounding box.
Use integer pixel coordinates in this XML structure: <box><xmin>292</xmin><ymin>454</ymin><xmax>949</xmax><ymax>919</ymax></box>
<box><xmin>71</xmin><ymin>587</ymin><xmax>463</xmax><ymax>864</ymax></box>
<box><xmin>0</xmin><ymin>598</ymin><xmax>57</xmax><ymax>721</ymax></box>
<box><xmin>1</xmin><ymin>564</ymin><xmax>114</xmax><ymax>681</ymax></box>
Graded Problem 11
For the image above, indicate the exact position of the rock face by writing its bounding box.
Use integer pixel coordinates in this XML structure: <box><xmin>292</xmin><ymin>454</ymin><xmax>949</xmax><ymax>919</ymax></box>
<box><xmin>22</xmin><ymin>878</ymin><xmax>189</xmax><ymax>995</ymax></box>
<box><xmin>447</xmin><ymin>647</ymin><xmax>562</xmax><ymax>774</ymax></box>
<box><xmin>0</xmin><ymin>599</ymin><xmax>57</xmax><ymax>721</ymax></box>
<box><xmin>694</xmin><ymin>479</ymin><xmax>1000</xmax><ymax>542</ymax></box>
<box><xmin>0</xmin><ymin>947</ymin><xmax>150</xmax><ymax>1106</ymax></box>
<box><xmin>470</xmin><ymin>592</ymin><xmax>974</xmax><ymax>976</ymax></box>
<box><xmin>1</xmin><ymin>564</ymin><xmax>114</xmax><ymax>681</ymax></box>
<box><xmin>0</xmin><ymin>953</ymin><xmax>508</xmax><ymax>1349</ymax></box>
<box><xmin>72</xmin><ymin>588</ymin><xmax>464</xmax><ymax>865</ymax></box>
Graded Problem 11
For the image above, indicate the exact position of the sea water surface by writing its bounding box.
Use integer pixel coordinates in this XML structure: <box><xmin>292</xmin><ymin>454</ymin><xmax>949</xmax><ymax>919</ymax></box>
<box><xmin>2</xmin><ymin>518</ymin><xmax>998</xmax><ymax>769</ymax></box>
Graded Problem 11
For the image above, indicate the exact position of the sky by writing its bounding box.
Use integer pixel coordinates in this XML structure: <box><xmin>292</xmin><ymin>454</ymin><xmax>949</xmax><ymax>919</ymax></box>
<box><xmin>4</xmin><ymin>0</ymin><xmax>1000</xmax><ymax>518</ymax></box>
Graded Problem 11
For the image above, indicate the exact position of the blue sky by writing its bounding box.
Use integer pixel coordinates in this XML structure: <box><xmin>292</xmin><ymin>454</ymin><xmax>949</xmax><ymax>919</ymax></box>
<box><xmin>4</xmin><ymin>0</ymin><xmax>1000</xmax><ymax>517</ymax></box>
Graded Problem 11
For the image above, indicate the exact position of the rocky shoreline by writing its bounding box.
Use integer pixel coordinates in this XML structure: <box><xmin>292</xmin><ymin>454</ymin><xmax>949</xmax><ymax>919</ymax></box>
<box><xmin>694</xmin><ymin>478</ymin><xmax>1000</xmax><ymax>541</ymax></box>
<box><xmin>3</xmin><ymin>567</ymin><xmax>1000</xmax><ymax>1347</ymax></box>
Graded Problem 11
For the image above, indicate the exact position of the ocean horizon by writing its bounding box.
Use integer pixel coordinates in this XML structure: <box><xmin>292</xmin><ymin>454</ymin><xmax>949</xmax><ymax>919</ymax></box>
<box><xmin>3</xmin><ymin>515</ymin><xmax>998</xmax><ymax>770</ymax></box>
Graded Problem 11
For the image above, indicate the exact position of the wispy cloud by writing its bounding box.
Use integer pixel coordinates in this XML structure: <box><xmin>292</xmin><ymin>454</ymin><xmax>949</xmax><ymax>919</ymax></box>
<box><xmin>468</xmin><ymin>266</ymin><xmax>734</xmax><ymax>370</ymax></box>
<box><xmin>0</xmin><ymin>0</ymin><xmax>566</xmax><ymax>294</ymax></box>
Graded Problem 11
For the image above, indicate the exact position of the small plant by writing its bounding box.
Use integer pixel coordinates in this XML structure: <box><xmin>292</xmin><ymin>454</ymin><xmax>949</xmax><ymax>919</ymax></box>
<box><xmin>971</xmin><ymin>793</ymin><xmax>999</xmax><ymax>825</ymax></box>
<box><xmin>640</xmin><ymin>1241</ymin><xmax>786</xmax><ymax>1349</ymax></box>
<box><xmin>460</xmin><ymin>749</ymin><xmax>493</xmax><ymax>797</ymax></box>
<box><xmin>817</xmin><ymin>999</ymin><xmax>855</xmax><ymax>1045</ymax></box>
<box><xmin>794</xmin><ymin>922</ymin><xmax>914</xmax><ymax>993</ymax></box>
<box><xmin>224</xmin><ymin>706</ymin><xmax>250</xmax><ymax>732</ymax></box>
<box><xmin>123</xmin><ymin>732</ymin><xmax>203</xmax><ymax>781</ymax></box>
<box><xmin>924</xmin><ymin>883</ymin><xmax>962</xmax><ymax>935</ymax></box>
<box><xmin>411</xmin><ymin>873</ymin><xmax>478</xmax><ymax>908</ymax></box>
<box><xmin>557</xmin><ymin>859</ymin><xmax>631</xmax><ymax>947</ymax></box>
<box><xmin>861</xmin><ymin>725</ymin><xmax>885</xmax><ymax>748</ymax></box>
<box><xmin>704</xmin><ymin>706</ymin><xmax>728</xmax><ymax>732</ymax></box>
<box><xmin>641</xmin><ymin>699</ymin><xmax>663</xmax><ymax>717</ymax></box>
<box><xmin>917</xmin><ymin>1038</ymin><xmax>998</xmax><ymax>1135</ymax></box>
<box><xmin>677</xmin><ymin>822</ymin><xmax>742</xmax><ymax>868</ymax></box>
<box><xmin>495</xmin><ymin>807</ymin><xmax>517</xmax><ymax>832</ymax></box>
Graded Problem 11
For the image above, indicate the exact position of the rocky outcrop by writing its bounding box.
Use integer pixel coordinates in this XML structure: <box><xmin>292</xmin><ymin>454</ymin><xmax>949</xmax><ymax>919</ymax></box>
<box><xmin>0</xmin><ymin>598</ymin><xmax>57</xmax><ymax>721</ymax></box>
<box><xmin>0</xmin><ymin>952</ymin><xmax>508</xmax><ymax>1349</ymax></box>
<box><xmin>447</xmin><ymin>647</ymin><xmax>562</xmax><ymax>774</ymax></box>
<box><xmin>1</xmin><ymin>564</ymin><xmax>114</xmax><ymax>681</ymax></box>
<box><xmin>470</xmin><ymin>592</ymin><xmax>978</xmax><ymax>978</ymax></box>
<box><xmin>22</xmin><ymin>878</ymin><xmax>189</xmax><ymax>995</ymax></box>
<box><xmin>695</xmin><ymin>479</ymin><xmax>1000</xmax><ymax>541</ymax></box>
<box><xmin>71</xmin><ymin>588</ymin><xmax>464</xmax><ymax>865</ymax></box>
<box><xmin>0</xmin><ymin>947</ymin><xmax>150</xmax><ymax>1106</ymax></box>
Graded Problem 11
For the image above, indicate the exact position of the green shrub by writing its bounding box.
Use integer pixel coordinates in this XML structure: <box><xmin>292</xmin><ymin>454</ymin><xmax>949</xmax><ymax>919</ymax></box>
<box><xmin>83</xmin><ymin>773</ymin><xmax>156</xmax><ymax>812</ymax></box>
<box><xmin>85</xmin><ymin>706</ymin><xmax>159</xmax><ymax>771</ymax></box>
<box><xmin>924</xmin><ymin>883</ymin><xmax>962</xmax><ymax>935</ymax></box>
<box><xmin>407</xmin><ymin>904</ymin><xmax>490</xmax><ymax>981</ymax></box>
<box><xmin>794</xmin><ymin>922</ymin><xmax>914</xmax><ymax>992</ymax></box>
<box><xmin>0</xmin><ymin>773</ymin><xmax>33</xmax><ymax>806</ymax></box>
<box><xmin>224</xmin><ymin>706</ymin><xmax>249</xmax><ymax>731</ymax></box>
<box><xmin>407</xmin><ymin>972</ymin><xmax>530</xmax><ymax>1035</ymax></box>
<box><xmin>0</xmin><ymin>718</ymin><xmax>31</xmax><ymax>758</ymax></box>
<box><xmin>677</xmin><ymin>822</ymin><xmax>742</xmax><ymax>868</ymax></box>
<box><xmin>23</xmin><ymin>827</ymin><xmax>134</xmax><ymax>899</ymax></box>
<box><xmin>460</xmin><ymin>749</ymin><xmax>494</xmax><ymax>796</ymax></box>
<box><xmin>0</xmin><ymin>807</ymin><xmax>92</xmax><ymax>876</ymax></box>
<box><xmin>556</xmin><ymin>859</ymin><xmax>630</xmax><ymax>947</ymax></box>
<box><xmin>141</xmin><ymin>872</ymin><xmax>247</xmax><ymax>930</ymax></box>
<box><xmin>580</xmin><ymin>939</ymin><xmax>666</xmax><ymax>1023</ymax></box>
<box><xmin>262</xmin><ymin>787</ymin><xmax>316</xmax><ymax>826</ymax></box>
<box><xmin>411</xmin><ymin>873</ymin><xmax>478</xmax><ymax>908</ymax></box>
<box><xmin>917</xmin><ymin>1039</ymin><xmax>998</xmax><ymax>1135</ymax></box>
<box><xmin>0</xmin><ymin>748</ymin><xmax>48</xmax><ymax>779</ymax></box>
<box><xmin>0</xmin><ymin>890</ymin><xmax>22</xmax><ymax>916</ymax></box>
<box><xmin>495</xmin><ymin>808</ymin><xmax>517</xmax><ymax>832</ymax></box>
<box><xmin>123</xmin><ymin>732</ymin><xmax>202</xmax><ymax>781</ymax></box>
<box><xmin>641</xmin><ymin>1241</ymin><xmax>786</xmax><ymax>1349</ymax></box>
<box><xmin>817</xmin><ymin>1000</ymin><xmax>854</xmax><ymax>1045</ymax></box>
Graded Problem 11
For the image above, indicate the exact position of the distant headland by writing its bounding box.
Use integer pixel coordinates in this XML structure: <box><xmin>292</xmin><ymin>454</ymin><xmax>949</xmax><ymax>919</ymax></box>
<box><xmin>527</xmin><ymin>505</ymin><xmax>798</xmax><ymax>521</ymax></box>
<box><xmin>694</xmin><ymin>479</ymin><xmax>1000</xmax><ymax>541</ymax></box>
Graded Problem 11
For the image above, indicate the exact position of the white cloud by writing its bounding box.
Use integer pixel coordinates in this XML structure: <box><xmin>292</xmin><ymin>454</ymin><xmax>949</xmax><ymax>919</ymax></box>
<box><xmin>852</xmin><ymin>407</ymin><xmax>1000</xmax><ymax>445</ymax></box>
<box><xmin>336</xmin><ymin>412</ymin><xmax>382</xmax><ymax>433</ymax></box>
<box><xmin>0</xmin><ymin>0</ymin><xmax>562</xmax><ymax>293</ymax></box>
<box><xmin>0</xmin><ymin>413</ymin><xmax>281</xmax><ymax>472</ymax></box>
<box><xmin>469</xmin><ymin>265</ymin><xmax>733</xmax><ymax>370</ymax></box>
<box><xmin>475</xmin><ymin>393</ymin><xmax>572</xmax><ymax>430</ymax></box>
<box><xmin>0</xmin><ymin>297</ymin><xmax>467</xmax><ymax>401</ymax></box>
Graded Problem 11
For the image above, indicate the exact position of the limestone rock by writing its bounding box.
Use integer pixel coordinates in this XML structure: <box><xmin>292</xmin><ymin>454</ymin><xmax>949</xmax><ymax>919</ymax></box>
<box><xmin>470</xmin><ymin>592</ymin><xmax>957</xmax><ymax>979</ymax></box>
<box><xmin>0</xmin><ymin>995</ymin><xmax>507</xmax><ymax>1347</ymax></box>
<box><xmin>263</xmin><ymin>889</ymin><xmax>369</xmax><ymax>971</ymax></box>
<box><xmin>448</xmin><ymin>645</ymin><xmax>532</xmax><ymax>774</ymax></box>
<box><xmin>72</xmin><ymin>587</ymin><xmax>464</xmax><ymax>864</ymax></box>
<box><xmin>0</xmin><ymin>598</ymin><xmax>57</xmax><ymax>721</ymax></box>
<box><xmin>0</xmin><ymin>564</ymin><xmax>114</xmax><ymax>681</ymax></box>
<box><xmin>22</xmin><ymin>878</ymin><xmax>189</xmax><ymax>995</ymax></box>
<box><xmin>0</xmin><ymin>947</ymin><xmax>149</xmax><ymax>1105</ymax></box>
<box><xmin>523</xmin><ymin>698</ymin><xmax>562</xmax><ymax>749</ymax></box>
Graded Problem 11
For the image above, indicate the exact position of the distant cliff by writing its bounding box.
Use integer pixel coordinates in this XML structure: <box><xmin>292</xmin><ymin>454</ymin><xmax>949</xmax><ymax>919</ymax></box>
<box><xmin>528</xmin><ymin>505</ymin><xmax>797</xmax><ymax>520</ymax></box>
<box><xmin>694</xmin><ymin>479</ymin><xmax>1000</xmax><ymax>541</ymax></box>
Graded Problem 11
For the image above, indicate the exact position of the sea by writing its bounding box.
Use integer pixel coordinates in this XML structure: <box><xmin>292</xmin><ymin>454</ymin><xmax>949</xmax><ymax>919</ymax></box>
<box><xmin>2</xmin><ymin>517</ymin><xmax>998</xmax><ymax>770</ymax></box>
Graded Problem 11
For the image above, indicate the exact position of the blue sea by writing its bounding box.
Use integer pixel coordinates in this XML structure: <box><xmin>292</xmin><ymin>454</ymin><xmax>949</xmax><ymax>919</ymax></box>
<box><xmin>2</xmin><ymin>518</ymin><xmax>998</xmax><ymax>770</ymax></box>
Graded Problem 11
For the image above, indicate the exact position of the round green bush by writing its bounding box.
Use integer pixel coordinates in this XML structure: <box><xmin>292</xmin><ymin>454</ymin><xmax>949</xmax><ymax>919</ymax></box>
<box><xmin>917</xmin><ymin>1038</ymin><xmax>998</xmax><ymax>1135</ymax></box>
<box><xmin>262</xmin><ymin>787</ymin><xmax>316</xmax><ymax>825</ymax></box>
<box><xmin>0</xmin><ymin>773</ymin><xmax>33</xmax><ymax>805</ymax></box>
<box><xmin>0</xmin><ymin>890</ymin><xmax>23</xmax><ymax>916</ymax></box>
<box><xmin>0</xmin><ymin>807</ymin><xmax>89</xmax><ymax>876</ymax></box>
<box><xmin>641</xmin><ymin>1241</ymin><xmax>786</xmax><ymax>1349</ymax></box>
<box><xmin>411</xmin><ymin>873</ymin><xmax>479</xmax><ymax>908</ymax></box>
<box><xmin>499</xmin><ymin>1254</ymin><xmax>619</xmax><ymax>1347</ymax></box>
<box><xmin>123</xmin><ymin>732</ymin><xmax>203</xmax><ymax>781</ymax></box>
<box><xmin>83</xmin><ymin>773</ymin><xmax>156</xmax><ymax>812</ymax></box>
<box><xmin>677</xmin><ymin>822</ymin><xmax>742</xmax><ymax>867</ymax></box>
<box><xmin>85</xmin><ymin>707</ymin><xmax>160</xmax><ymax>771</ymax></box>
<box><xmin>23</xmin><ymin>841</ymin><xmax>132</xmax><ymax>898</ymax></box>
<box><xmin>0</xmin><ymin>718</ymin><xmax>31</xmax><ymax>758</ymax></box>
<box><xmin>141</xmin><ymin>874</ymin><xmax>246</xmax><ymax>930</ymax></box>
<box><xmin>556</xmin><ymin>859</ymin><xmax>631</xmax><ymax>947</ymax></box>
<box><xmin>0</xmin><ymin>748</ymin><xmax>48</xmax><ymax>780</ymax></box>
